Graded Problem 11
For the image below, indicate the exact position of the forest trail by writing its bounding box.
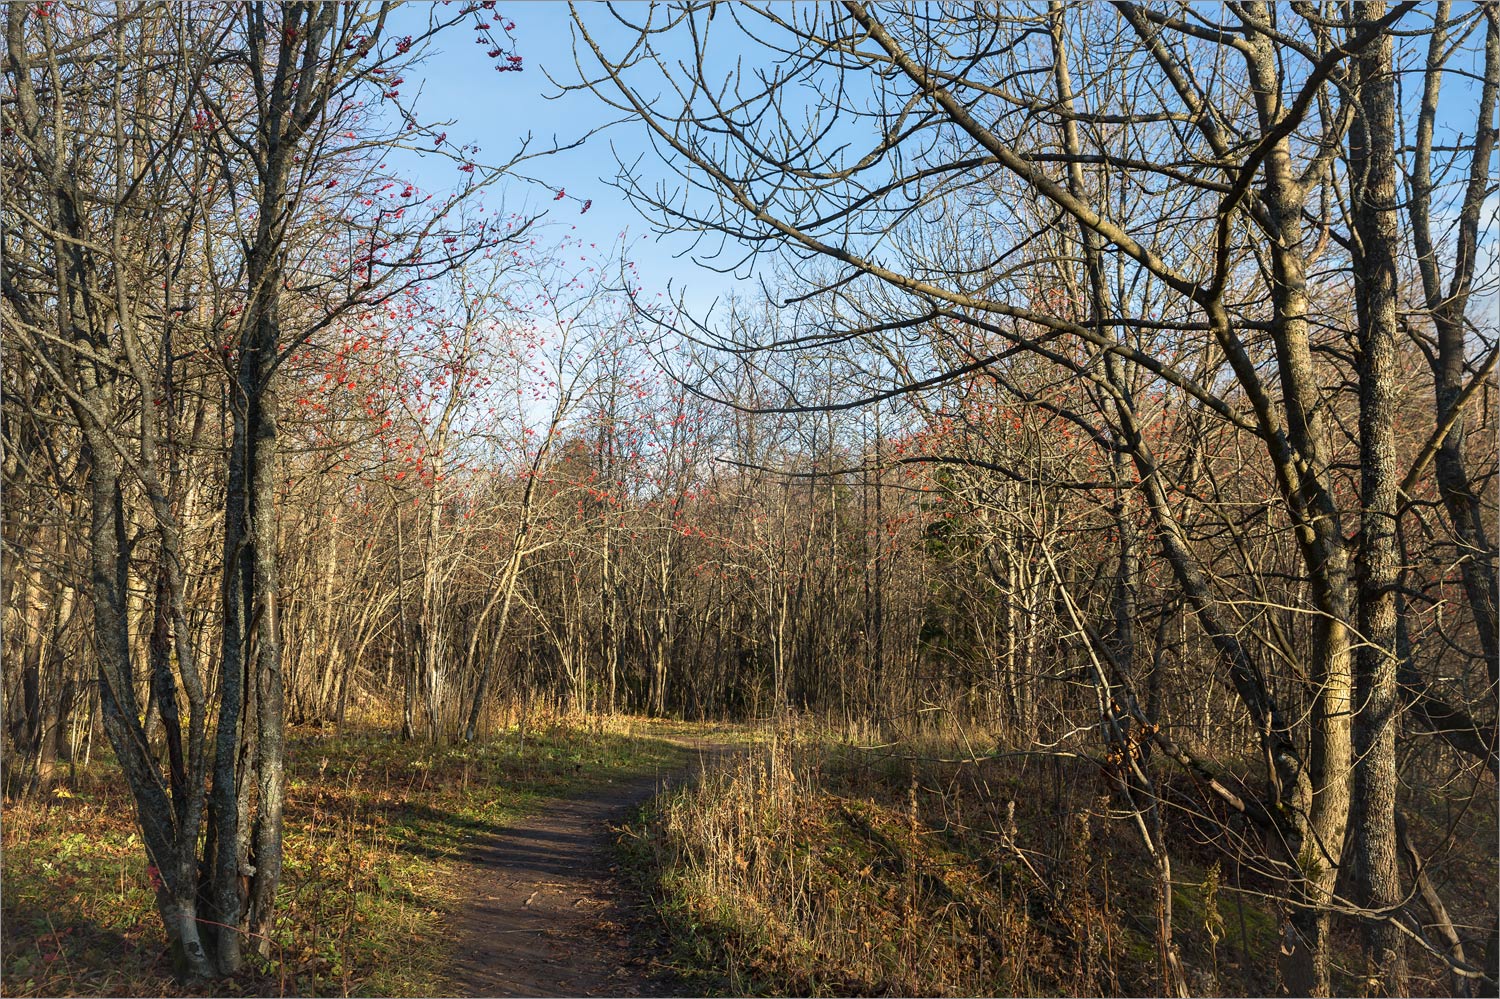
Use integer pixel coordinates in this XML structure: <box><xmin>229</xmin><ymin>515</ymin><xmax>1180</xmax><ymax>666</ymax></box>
<box><xmin>445</xmin><ymin>741</ymin><xmax>728</xmax><ymax>998</ymax></box>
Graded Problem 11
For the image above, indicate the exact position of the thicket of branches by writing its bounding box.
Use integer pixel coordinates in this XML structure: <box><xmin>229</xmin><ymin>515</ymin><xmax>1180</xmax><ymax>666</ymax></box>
<box><xmin>2</xmin><ymin>1</ymin><xmax>1495</xmax><ymax>995</ymax></box>
<box><xmin>562</xmin><ymin>2</ymin><xmax>1498</xmax><ymax>992</ymax></box>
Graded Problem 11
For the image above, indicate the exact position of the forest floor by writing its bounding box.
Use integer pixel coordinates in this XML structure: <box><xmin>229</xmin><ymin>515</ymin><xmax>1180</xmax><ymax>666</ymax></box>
<box><xmin>7</xmin><ymin>718</ymin><xmax>1490</xmax><ymax>997</ymax></box>
<box><xmin>445</xmin><ymin>738</ymin><xmax>733</xmax><ymax>997</ymax></box>
<box><xmin>0</xmin><ymin>715</ymin><xmax>751</xmax><ymax>998</ymax></box>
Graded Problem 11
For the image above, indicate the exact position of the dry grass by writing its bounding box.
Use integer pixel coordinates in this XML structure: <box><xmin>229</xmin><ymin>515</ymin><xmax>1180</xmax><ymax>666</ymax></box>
<box><xmin>625</xmin><ymin>719</ymin><xmax>1497</xmax><ymax>997</ymax></box>
<box><xmin>626</xmin><ymin>729</ymin><xmax>1150</xmax><ymax>996</ymax></box>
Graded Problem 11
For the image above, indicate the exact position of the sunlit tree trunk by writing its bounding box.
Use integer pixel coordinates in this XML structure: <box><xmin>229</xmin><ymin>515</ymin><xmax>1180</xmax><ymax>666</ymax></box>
<box><xmin>1348</xmin><ymin>5</ymin><xmax>1404</xmax><ymax>982</ymax></box>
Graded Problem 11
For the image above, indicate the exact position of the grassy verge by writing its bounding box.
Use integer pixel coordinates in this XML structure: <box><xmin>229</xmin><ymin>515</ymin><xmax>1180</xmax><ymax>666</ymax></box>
<box><xmin>2</xmin><ymin>714</ymin><xmax>709</xmax><ymax>997</ymax></box>
<box><xmin>624</xmin><ymin>726</ymin><xmax>1495</xmax><ymax>997</ymax></box>
<box><xmin>624</xmin><ymin>732</ymin><xmax>1150</xmax><ymax>997</ymax></box>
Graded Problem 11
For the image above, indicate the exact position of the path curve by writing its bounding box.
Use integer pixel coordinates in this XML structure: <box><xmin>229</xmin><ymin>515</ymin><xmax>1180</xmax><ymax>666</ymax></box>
<box><xmin>446</xmin><ymin>746</ymin><xmax>724</xmax><ymax>997</ymax></box>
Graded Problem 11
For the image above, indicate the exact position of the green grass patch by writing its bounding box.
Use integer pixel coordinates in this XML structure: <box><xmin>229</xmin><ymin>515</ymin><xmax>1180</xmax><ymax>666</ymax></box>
<box><xmin>2</xmin><ymin>715</ymin><xmax>715</xmax><ymax>997</ymax></box>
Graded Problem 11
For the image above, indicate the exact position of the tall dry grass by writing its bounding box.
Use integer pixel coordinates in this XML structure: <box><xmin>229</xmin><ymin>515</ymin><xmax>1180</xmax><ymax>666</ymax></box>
<box><xmin>629</xmin><ymin>727</ymin><xmax>1148</xmax><ymax>996</ymax></box>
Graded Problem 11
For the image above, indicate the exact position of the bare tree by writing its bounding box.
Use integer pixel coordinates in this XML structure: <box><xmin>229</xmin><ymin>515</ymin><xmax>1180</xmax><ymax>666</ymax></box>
<box><xmin>568</xmin><ymin>2</ymin><xmax>1496</xmax><ymax>991</ymax></box>
<box><xmin>2</xmin><ymin>0</ymin><xmax>516</xmax><ymax>975</ymax></box>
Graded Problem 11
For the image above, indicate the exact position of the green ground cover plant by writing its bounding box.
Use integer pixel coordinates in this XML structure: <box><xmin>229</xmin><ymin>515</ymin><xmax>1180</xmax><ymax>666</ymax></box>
<box><xmin>2</xmin><ymin>715</ymin><xmax>704</xmax><ymax>997</ymax></box>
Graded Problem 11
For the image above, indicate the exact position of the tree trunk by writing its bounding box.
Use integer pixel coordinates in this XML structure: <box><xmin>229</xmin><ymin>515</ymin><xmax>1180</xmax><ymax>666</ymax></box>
<box><xmin>1349</xmin><ymin>6</ymin><xmax>1405</xmax><ymax>983</ymax></box>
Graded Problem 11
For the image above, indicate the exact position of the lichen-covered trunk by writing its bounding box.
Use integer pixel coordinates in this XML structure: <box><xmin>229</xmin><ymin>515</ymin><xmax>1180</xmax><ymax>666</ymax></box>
<box><xmin>1349</xmin><ymin>6</ymin><xmax>1405</xmax><ymax>983</ymax></box>
<box><xmin>85</xmin><ymin>440</ymin><xmax>216</xmax><ymax>980</ymax></box>
<box><xmin>208</xmin><ymin>388</ymin><xmax>250</xmax><ymax>973</ymax></box>
<box><xmin>1241</xmin><ymin>24</ymin><xmax>1354</xmax><ymax>986</ymax></box>
<box><xmin>246</xmin><ymin>369</ymin><xmax>285</xmax><ymax>956</ymax></box>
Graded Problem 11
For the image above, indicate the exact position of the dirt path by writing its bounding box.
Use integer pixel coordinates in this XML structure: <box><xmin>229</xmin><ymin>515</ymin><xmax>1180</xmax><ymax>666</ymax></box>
<box><xmin>446</xmin><ymin>746</ymin><xmax>724</xmax><ymax>998</ymax></box>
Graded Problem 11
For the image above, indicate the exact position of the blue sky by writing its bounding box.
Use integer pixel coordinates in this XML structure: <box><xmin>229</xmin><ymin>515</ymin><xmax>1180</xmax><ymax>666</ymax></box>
<box><xmin>384</xmin><ymin>3</ymin><xmax>746</xmax><ymax>324</ymax></box>
<box><xmin>380</xmin><ymin>3</ymin><xmax>1496</xmax><ymax>343</ymax></box>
